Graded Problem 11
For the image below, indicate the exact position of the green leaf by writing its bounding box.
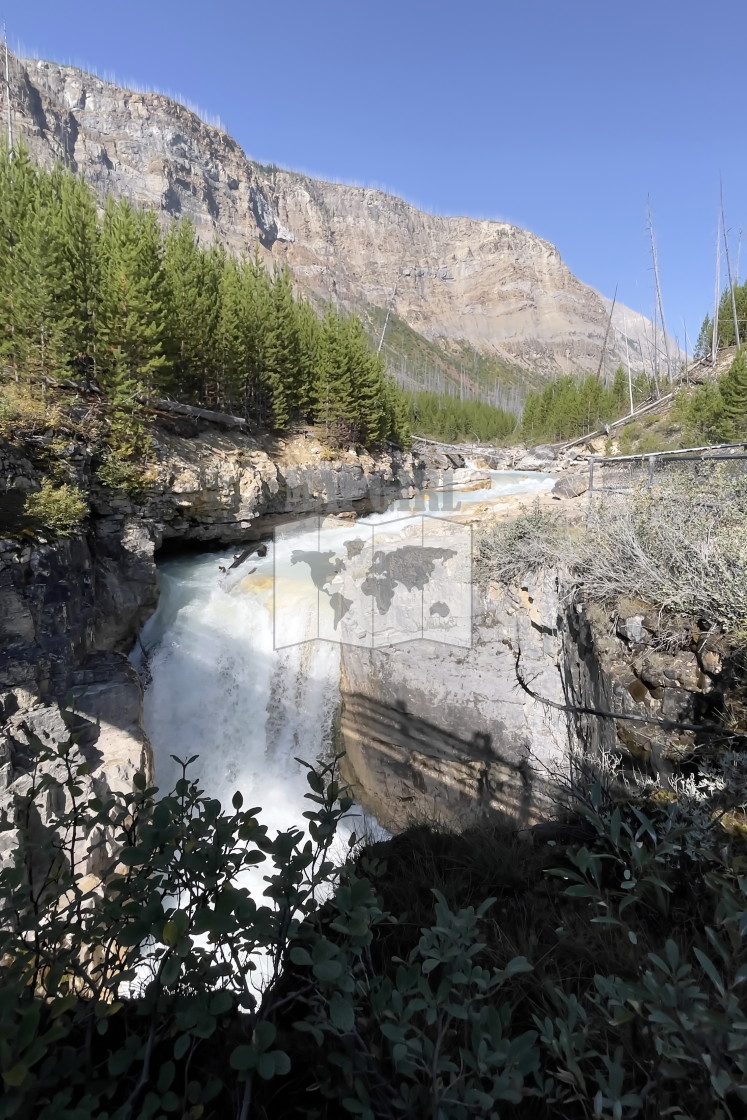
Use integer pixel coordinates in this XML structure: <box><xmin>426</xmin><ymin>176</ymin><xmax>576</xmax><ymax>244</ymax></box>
<box><xmin>254</xmin><ymin>1020</ymin><xmax>276</xmax><ymax>1053</ymax></box>
<box><xmin>272</xmin><ymin>1050</ymin><xmax>291</xmax><ymax>1076</ymax></box>
<box><xmin>173</xmin><ymin>1034</ymin><xmax>192</xmax><ymax>1061</ymax></box>
<box><xmin>313</xmin><ymin>959</ymin><xmax>343</xmax><ymax>982</ymax></box>
<box><xmin>209</xmin><ymin>990</ymin><xmax>233</xmax><ymax>1015</ymax></box>
<box><xmin>694</xmin><ymin>948</ymin><xmax>725</xmax><ymax>996</ymax></box>
<box><xmin>329</xmin><ymin>996</ymin><xmax>355</xmax><ymax>1032</ymax></box>
<box><xmin>504</xmin><ymin>955</ymin><xmax>533</xmax><ymax>977</ymax></box>
<box><xmin>229</xmin><ymin>1045</ymin><xmax>257</xmax><ymax>1072</ymax></box>
<box><xmin>2</xmin><ymin>1064</ymin><xmax>28</xmax><ymax>1087</ymax></box>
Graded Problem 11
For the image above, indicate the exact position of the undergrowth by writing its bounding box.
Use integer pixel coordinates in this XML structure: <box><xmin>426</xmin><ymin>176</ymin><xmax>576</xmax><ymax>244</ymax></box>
<box><xmin>1</xmin><ymin>734</ymin><xmax>746</xmax><ymax>1119</ymax></box>
<box><xmin>476</xmin><ymin>469</ymin><xmax>747</xmax><ymax>644</ymax></box>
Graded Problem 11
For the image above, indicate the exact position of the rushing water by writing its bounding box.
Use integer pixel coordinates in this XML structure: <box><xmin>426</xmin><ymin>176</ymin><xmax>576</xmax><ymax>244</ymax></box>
<box><xmin>134</xmin><ymin>470</ymin><xmax>554</xmax><ymax>833</ymax></box>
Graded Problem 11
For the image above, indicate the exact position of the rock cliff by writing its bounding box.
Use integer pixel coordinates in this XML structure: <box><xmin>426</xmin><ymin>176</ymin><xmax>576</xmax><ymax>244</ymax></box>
<box><xmin>6</xmin><ymin>51</ymin><xmax>664</xmax><ymax>381</ymax></box>
<box><xmin>0</xmin><ymin>423</ymin><xmax>425</xmax><ymax>860</ymax></box>
<box><xmin>339</xmin><ymin>569</ymin><xmax>569</xmax><ymax>832</ymax></box>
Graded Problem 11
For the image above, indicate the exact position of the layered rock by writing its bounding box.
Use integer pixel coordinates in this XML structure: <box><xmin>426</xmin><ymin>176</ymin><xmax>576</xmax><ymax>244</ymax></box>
<box><xmin>5</xmin><ymin>51</ymin><xmax>667</xmax><ymax>379</ymax></box>
<box><xmin>340</xmin><ymin>570</ymin><xmax>569</xmax><ymax>832</ymax></box>
<box><xmin>0</xmin><ymin>424</ymin><xmax>426</xmax><ymax>858</ymax></box>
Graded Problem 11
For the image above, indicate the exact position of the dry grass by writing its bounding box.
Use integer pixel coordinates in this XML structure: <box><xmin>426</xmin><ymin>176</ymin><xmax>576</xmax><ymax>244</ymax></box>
<box><xmin>476</xmin><ymin>470</ymin><xmax>747</xmax><ymax>643</ymax></box>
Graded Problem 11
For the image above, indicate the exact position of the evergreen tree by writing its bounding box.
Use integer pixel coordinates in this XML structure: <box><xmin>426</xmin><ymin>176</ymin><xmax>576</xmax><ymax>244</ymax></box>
<box><xmin>718</xmin><ymin>347</ymin><xmax>747</xmax><ymax>439</ymax></box>
<box><xmin>162</xmin><ymin>220</ymin><xmax>222</xmax><ymax>405</ymax></box>
<box><xmin>0</xmin><ymin>146</ymin><xmax>44</xmax><ymax>378</ymax></box>
<box><xmin>262</xmin><ymin>268</ymin><xmax>299</xmax><ymax>427</ymax></box>
<box><xmin>98</xmin><ymin>198</ymin><xmax>169</xmax><ymax>402</ymax></box>
<box><xmin>0</xmin><ymin>144</ymin><xmax>410</xmax><ymax>449</ymax></box>
<box><xmin>52</xmin><ymin>172</ymin><xmax>101</xmax><ymax>384</ymax></box>
<box><xmin>313</xmin><ymin>308</ymin><xmax>350</xmax><ymax>436</ymax></box>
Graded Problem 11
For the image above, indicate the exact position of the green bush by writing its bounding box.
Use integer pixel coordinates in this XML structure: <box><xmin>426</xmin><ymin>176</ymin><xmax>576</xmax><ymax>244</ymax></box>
<box><xmin>23</xmin><ymin>478</ymin><xmax>88</xmax><ymax>535</ymax></box>
<box><xmin>2</xmin><ymin>735</ymin><xmax>746</xmax><ymax>1119</ymax></box>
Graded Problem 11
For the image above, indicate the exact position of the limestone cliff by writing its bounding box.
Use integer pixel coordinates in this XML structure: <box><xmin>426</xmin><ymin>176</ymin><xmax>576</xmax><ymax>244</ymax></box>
<box><xmin>6</xmin><ymin>51</ymin><xmax>664</xmax><ymax>381</ymax></box>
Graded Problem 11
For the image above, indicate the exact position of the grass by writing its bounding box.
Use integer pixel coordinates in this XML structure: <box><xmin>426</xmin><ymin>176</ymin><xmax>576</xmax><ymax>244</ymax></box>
<box><xmin>476</xmin><ymin>470</ymin><xmax>747</xmax><ymax>644</ymax></box>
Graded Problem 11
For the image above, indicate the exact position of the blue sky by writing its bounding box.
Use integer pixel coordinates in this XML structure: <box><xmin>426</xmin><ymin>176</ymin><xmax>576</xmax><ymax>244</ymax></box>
<box><xmin>7</xmin><ymin>0</ymin><xmax>746</xmax><ymax>351</ymax></box>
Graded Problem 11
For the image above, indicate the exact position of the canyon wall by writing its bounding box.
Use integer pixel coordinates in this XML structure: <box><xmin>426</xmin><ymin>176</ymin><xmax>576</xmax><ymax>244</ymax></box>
<box><xmin>0</xmin><ymin>424</ymin><xmax>425</xmax><ymax>858</ymax></box>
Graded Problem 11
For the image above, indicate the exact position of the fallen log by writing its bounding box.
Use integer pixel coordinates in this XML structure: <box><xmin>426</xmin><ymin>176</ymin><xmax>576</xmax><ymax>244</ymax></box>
<box><xmin>138</xmin><ymin>397</ymin><xmax>249</xmax><ymax>430</ymax></box>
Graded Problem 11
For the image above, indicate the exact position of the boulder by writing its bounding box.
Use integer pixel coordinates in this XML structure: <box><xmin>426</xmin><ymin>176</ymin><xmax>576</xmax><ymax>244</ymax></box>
<box><xmin>633</xmin><ymin>650</ymin><xmax>703</xmax><ymax>692</ymax></box>
<box><xmin>516</xmin><ymin>445</ymin><xmax>557</xmax><ymax>471</ymax></box>
<box><xmin>616</xmin><ymin>615</ymin><xmax>648</xmax><ymax>645</ymax></box>
<box><xmin>552</xmin><ymin>474</ymin><xmax>589</xmax><ymax>499</ymax></box>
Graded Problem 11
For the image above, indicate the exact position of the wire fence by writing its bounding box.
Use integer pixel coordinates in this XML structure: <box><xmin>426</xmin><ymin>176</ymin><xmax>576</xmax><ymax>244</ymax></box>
<box><xmin>588</xmin><ymin>443</ymin><xmax>747</xmax><ymax>496</ymax></box>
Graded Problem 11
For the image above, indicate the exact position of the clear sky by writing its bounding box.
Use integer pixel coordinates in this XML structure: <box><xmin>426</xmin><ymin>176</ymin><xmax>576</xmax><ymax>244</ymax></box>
<box><xmin>6</xmin><ymin>0</ymin><xmax>746</xmax><ymax>352</ymax></box>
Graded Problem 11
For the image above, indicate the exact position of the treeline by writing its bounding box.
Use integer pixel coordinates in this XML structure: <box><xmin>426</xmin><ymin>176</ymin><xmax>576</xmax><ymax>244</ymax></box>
<box><xmin>695</xmin><ymin>280</ymin><xmax>747</xmax><ymax>355</ymax></box>
<box><xmin>407</xmin><ymin>370</ymin><xmax>650</xmax><ymax>446</ymax></box>
<box><xmin>0</xmin><ymin>145</ymin><xmax>409</xmax><ymax>445</ymax></box>
<box><xmin>406</xmin><ymin>390</ymin><xmax>516</xmax><ymax>444</ymax></box>
<box><xmin>519</xmin><ymin>368</ymin><xmax>648</xmax><ymax>443</ymax></box>
<box><xmin>675</xmin><ymin>347</ymin><xmax>747</xmax><ymax>443</ymax></box>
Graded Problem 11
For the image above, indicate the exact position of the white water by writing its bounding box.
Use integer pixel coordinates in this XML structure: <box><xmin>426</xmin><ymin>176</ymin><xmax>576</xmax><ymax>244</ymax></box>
<box><xmin>135</xmin><ymin>470</ymin><xmax>554</xmax><ymax>833</ymax></box>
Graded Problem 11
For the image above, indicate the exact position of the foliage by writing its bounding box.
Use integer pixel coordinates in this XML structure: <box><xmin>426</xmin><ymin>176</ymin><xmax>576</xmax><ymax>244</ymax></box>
<box><xmin>475</xmin><ymin>500</ymin><xmax>564</xmax><ymax>585</ymax></box>
<box><xmin>476</xmin><ymin>470</ymin><xmax>747</xmax><ymax>642</ymax></box>
<box><xmin>695</xmin><ymin>281</ymin><xmax>747</xmax><ymax>355</ymax></box>
<box><xmin>520</xmin><ymin>369</ymin><xmax>650</xmax><ymax>444</ymax></box>
<box><xmin>1</xmin><ymin>735</ymin><xmax>747</xmax><ymax>1119</ymax></box>
<box><xmin>22</xmin><ymin>478</ymin><xmax>88</xmax><ymax>535</ymax></box>
<box><xmin>674</xmin><ymin>349</ymin><xmax>747</xmax><ymax>444</ymax></box>
<box><xmin>407</xmin><ymin>389</ymin><xmax>517</xmax><ymax>444</ymax></box>
<box><xmin>0</xmin><ymin>143</ymin><xmax>409</xmax><ymax>447</ymax></box>
<box><xmin>95</xmin><ymin>410</ymin><xmax>157</xmax><ymax>493</ymax></box>
<box><xmin>0</xmin><ymin>380</ymin><xmax>65</xmax><ymax>439</ymax></box>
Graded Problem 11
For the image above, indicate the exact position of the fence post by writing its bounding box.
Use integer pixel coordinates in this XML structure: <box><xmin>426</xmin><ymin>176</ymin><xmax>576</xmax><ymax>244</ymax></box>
<box><xmin>647</xmin><ymin>455</ymin><xmax>656</xmax><ymax>489</ymax></box>
<box><xmin>589</xmin><ymin>457</ymin><xmax>595</xmax><ymax>498</ymax></box>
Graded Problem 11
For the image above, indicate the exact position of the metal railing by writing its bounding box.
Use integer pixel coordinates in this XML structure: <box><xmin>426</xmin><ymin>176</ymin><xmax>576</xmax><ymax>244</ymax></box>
<box><xmin>588</xmin><ymin>442</ymin><xmax>747</xmax><ymax>496</ymax></box>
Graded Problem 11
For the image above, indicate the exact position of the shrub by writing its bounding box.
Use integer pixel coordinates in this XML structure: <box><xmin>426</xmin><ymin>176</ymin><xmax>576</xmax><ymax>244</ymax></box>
<box><xmin>23</xmin><ymin>478</ymin><xmax>88</xmax><ymax>535</ymax></box>
<box><xmin>578</xmin><ymin>469</ymin><xmax>747</xmax><ymax>637</ymax></box>
<box><xmin>95</xmin><ymin>453</ymin><xmax>154</xmax><ymax>493</ymax></box>
<box><xmin>476</xmin><ymin>472</ymin><xmax>747</xmax><ymax>642</ymax></box>
<box><xmin>475</xmin><ymin>500</ymin><xmax>565</xmax><ymax>585</ymax></box>
<box><xmin>0</xmin><ymin>381</ymin><xmax>64</xmax><ymax>439</ymax></box>
<box><xmin>1</xmin><ymin>739</ymin><xmax>746</xmax><ymax>1119</ymax></box>
<box><xmin>676</xmin><ymin>349</ymin><xmax>747</xmax><ymax>444</ymax></box>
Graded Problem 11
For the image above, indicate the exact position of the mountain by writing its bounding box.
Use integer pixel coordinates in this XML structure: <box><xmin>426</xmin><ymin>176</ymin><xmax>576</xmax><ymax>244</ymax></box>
<box><xmin>5</xmin><ymin>52</ymin><xmax>671</xmax><ymax>393</ymax></box>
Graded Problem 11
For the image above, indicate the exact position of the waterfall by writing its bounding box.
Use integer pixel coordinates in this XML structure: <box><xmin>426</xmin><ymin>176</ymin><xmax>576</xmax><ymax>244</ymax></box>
<box><xmin>135</xmin><ymin>471</ymin><xmax>555</xmax><ymax>830</ymax></box>
<box><xmin>137</xmin><ymin>547</ymin><xmax>341</xmax><ymax>835</ymax></box>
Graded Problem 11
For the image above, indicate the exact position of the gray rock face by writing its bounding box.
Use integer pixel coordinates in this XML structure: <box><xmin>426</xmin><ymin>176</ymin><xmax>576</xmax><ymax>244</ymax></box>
<box><xmin>6</xmin><ymin>51</ymin><xmax>673</xmax><ymax>379</ymax></box>
<box><xmin>340</xmin><ymin>571</ymin><xmax>569</xmax><ymax>832</ymax></box>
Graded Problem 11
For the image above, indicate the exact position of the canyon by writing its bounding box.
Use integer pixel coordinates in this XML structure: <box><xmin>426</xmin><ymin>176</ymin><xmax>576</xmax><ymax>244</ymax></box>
<box><xmin>2</xmin><ymin>417</ymin><xmax>729</xmax><ymax>858</ymax></box>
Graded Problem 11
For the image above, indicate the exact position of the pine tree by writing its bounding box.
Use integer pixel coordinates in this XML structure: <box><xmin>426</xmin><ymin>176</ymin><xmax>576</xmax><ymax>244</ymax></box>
<box><xmin>718</xmin><ymin>348</ymin><xmax>747</xmax><ymax>439</ymax></box>
<box><xmin>313</xmin><ymin>307</ymin><xmax>350</xmax><ymax>437</ymax></box>
<box><xmin>98</xmin><ymin>198</ymin><xmax>169</xmax><ymax>403</ymax></box>
<box><xmin>162</xmin><ymin>220</ymin><xmax>222</xmax><ymax>405</ymax></box>
<box><xmin>0</xmin><ymin>146</ymin><xmax>44</xmax><ymax>379</ymax></box>
<box><xmin>295</xmin><ymin>298</ymin><xmax>321</xmax><ymax>420</ymax></box>
<box><xmin>263</xmin><ymin>267</ymin><xmax>300</xmax><ymax>427</ymax></box>
<box><xmin>52</xmin><ymin>171</ymin><xmax>101</xmax><ymax>385</ymax></box>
